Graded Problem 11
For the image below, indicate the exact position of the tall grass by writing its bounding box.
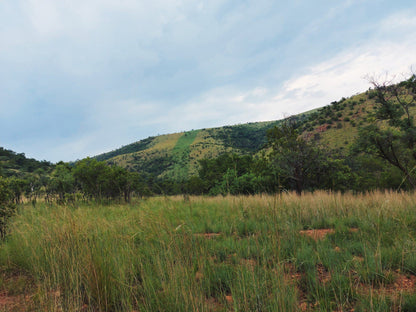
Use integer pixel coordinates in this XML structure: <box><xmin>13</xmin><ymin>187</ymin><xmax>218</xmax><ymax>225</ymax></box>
<box><xmin>1</xmin><ymin>191</ymin><xmax>416</xmax><ymax>311</ymax></box>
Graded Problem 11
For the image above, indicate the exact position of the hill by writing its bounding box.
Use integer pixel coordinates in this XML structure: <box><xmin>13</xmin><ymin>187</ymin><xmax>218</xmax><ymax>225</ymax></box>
<box><xmin>0</xmin><ymin>147</ymin><xmax>53</xmax><ymax>178</ymax></box>
<box><xmin>94</xmin><ymin>88</ymin><xmax>379</xmax><ymax>180</ymax></box>
<box><xmin>95</xmin><ymin>121</ymin><xmax>284</xmax><ymax>180</ymax></box>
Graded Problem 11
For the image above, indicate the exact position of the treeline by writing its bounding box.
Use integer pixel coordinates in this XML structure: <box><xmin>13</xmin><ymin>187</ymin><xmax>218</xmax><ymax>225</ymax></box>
<box><xmin>178</xmin><ymin>133</ymin><xmax>403</xmax><ymax>196</ymax></box>
<box><xmin>0</xmin><ymin>159</ymin><xmax>153</xmax><ymax>205</ymax></box>
<box><xmin>153</xmin><ymin>75</ymin><xmax>416</xmax><ymax>195</ymax></box>
<box><xmin>1</xmin><ymin>75</ymin><xmax>415</xmax><ymax>203</ymax></box>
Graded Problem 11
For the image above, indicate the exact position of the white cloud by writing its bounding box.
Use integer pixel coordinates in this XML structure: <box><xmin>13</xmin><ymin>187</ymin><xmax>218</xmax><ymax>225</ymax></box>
<box><xmin>175</xmin><ymin>30</ymin><xmax>416</xmax><ymax>127</ymax></box>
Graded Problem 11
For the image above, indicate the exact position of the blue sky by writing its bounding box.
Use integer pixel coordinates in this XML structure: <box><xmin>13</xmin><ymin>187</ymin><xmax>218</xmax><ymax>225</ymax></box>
<box><xmin>1</xmin><ymin>0</ymin><xmax>415</xmax><ymax>162</ymax></box>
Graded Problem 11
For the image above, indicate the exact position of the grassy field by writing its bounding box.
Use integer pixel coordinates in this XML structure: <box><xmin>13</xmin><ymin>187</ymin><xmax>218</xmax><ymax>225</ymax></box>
<box><xmin>1</xmin><ymin>192</ymin><xmax>416</xmax><ymax>311</ymax></box>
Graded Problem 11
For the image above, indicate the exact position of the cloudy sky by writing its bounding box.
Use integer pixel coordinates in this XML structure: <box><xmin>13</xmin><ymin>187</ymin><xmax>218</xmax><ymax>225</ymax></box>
<box><xmin>1</xmin><ymin>0</ymin><xmax>415</xmax><ymax>162</ymax></box>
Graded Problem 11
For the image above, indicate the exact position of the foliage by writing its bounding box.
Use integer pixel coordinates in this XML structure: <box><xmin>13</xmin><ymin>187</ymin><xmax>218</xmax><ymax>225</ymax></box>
<box><xmin>95</xmin><ymin>136</ymin><xmax>155</xmax><ymax>162</ymax></box>
<box><xmin>0</xmin><ymin>147</ymin><xmax>53</xmax><ymax>177</ymax></box>
<box><xmin>0</xmin><ymin>177</ymin><xmax>16</xmax><ymax>237</ymax></box>
<box><xmin>356</xmin><ymin>75</ymin><xmax>416</xmax><ymax>189</ymax></box>
<box><xmin>267</xmin><ymin>118</ymin><xmax>329</xmax><ymax>194</ymax></box>
<box><xmin>210</xmin><ymin>121</ymin><xmax>280</xmax><ymax>152</ymax></box>
<box><xmin>72</xmin><ymin>158</ymin><xmax>148</xmax><ymax>202</ymax></box>
<box><xmin>48</xmin><ymin>162</ymin><xmax>76</xmax><ymax>202</ymax></box>
<box><xmin>2</xmin><ymin>77</ymin><xmax>416</xmax><ymax>198</ymax></box>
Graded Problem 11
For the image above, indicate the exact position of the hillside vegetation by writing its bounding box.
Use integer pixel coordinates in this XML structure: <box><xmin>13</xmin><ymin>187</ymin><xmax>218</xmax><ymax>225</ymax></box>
<box><xmin>96</xmin><ymin>121</ymin><xmax>284</xmax><ymax>179</ymax></box>
<box><xmin>1</xmin><ymin>75</ymin><xmax>415</xmax><ymax>200</ymax></box>
<box><xmin>94</xmin><ymin>89</ymin><xmax>377</xmax><ymax>180</ymax></box>
<box><xmin>0</xmin><ymin>148</ymin><xmax>53</xmax><ymax>178</ymax></box>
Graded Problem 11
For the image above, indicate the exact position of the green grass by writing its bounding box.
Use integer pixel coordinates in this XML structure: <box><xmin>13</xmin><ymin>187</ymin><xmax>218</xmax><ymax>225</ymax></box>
<box><xmin>169</xmin><ymin>130</ymin><xmax>200</xmax><ymax>180</ymax></box>
<box><xmin>1</xmin><ymin>192</ymin><xmax>416</xmax><ymax>311</ymax></box>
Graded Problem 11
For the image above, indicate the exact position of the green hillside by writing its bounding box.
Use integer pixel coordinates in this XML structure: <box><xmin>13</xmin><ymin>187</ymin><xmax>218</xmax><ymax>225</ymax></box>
<box><xmin>95</xmin><ymin>120</ymin><xmax>289</xmax><ymax>180</ymax></box>
<box><xmin>1</xmin><ymin>77</ymin><xmax>414</xmax><ymax>197</ymax></box>
<box><xmin>300</xmin><ymin>91</ymin><xmax>376</xmax><ymax>150</ymax></box>
<box><xmin>90</xmin><ymin>80</ymin><xmax>415</xmax><ymax>183</ymax></box>
<box><xmin>0</xmin><ymin>147</ymin><xmax>53</xmax><ymax>178</ymax></box>
<box><xmin>95</xmin><ymin>92</ymin><xmax>373</xmax><ymax>180</ymax></box>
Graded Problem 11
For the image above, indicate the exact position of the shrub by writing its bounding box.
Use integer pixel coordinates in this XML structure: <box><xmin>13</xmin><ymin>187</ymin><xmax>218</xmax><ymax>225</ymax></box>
<box><xmin>0</xmin><ymin>178</ymin><xmax>16</xmax><ymax>237</ymax></box>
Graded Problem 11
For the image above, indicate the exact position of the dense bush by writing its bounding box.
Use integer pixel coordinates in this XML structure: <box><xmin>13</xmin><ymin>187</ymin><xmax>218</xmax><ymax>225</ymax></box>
<box><xmin>0</xmin><ymin>177</ymin><xmax>16</xmax><ymax>237</ymax></box>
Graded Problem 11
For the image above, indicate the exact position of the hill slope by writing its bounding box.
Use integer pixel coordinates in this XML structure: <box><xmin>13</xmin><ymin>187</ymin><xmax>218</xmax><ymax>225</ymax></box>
<box><xmin>0</xmin><ymin>147</ymin><xmax>53</xmax><ymax>178</ymax></box>
<box><xmin>96</xmin><ymin>121</ymin><xmax>282</xmax><ymax>179</ymax></box>
<box><xmin>95</xmin><ymin>87</ymin><xmax>378</xmax><ymax>180</ymax></box>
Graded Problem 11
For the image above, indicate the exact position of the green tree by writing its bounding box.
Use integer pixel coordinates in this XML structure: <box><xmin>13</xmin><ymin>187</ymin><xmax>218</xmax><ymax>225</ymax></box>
<box><xmin>7</xmin><ymin>177</ymin><xmax>27</xmax><ymax>204</ymax></box>
<box><xmin>267</xmin><ymin>118</ymin><xmax>325</xmax><ymax>195</ymax></box>
<box><xmin>73</xmin><ymin>158</ymin><xmax>110</xmax><ymax>200</ymax></box>
<box><xmin>49</xmin><ymin>162</ymin><xmax>76</xmax><ymax>203</ymax></box>
<box><xmin>356</xmin><ymin>75</ymin><xmax>416</xmax><ymax>188</ymax></box>
<box><xmin>198</xmin><ymin>154</ymin><xmax>254</xmax><ymax>195</ymax></box>
<box><xmin>0</xmin><ymin>177</ymin><xmax>16</xmax><ymax>237</ymax></box>
<box><xmin>73</xmin><ymin>158</ymin><xmax>146</xmax><ymax>202</ymax></box>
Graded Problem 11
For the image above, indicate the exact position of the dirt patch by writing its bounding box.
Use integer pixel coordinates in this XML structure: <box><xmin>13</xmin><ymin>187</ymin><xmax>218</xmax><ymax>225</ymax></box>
<box><xmin>358</xmin><ymin>272</ymin><xmax>416</xmax><ymax>300</ymax></box>
<box><xmin>299</xmin><ymin>228</ymin><xmax>359</xmax><ymax>241</ymax></box>
<box><xmin>389</xmin><ymin>273</ymin><xmax>416</xmax><ymax>293</ymax></box>
<box><xmin>240</xmin><ymin>258</ymin><xmax>257</xmax><ymax>269</ymax></box>
<box><xmin>225</xmin><ymin>295</ymin><xmax>233</xmax><ymax>304</ymax></box>
<box><xmin>196</xmin><ymin>233</ymin><xmax>221</xmax><ymax>239</ymax></box>
<box><xmin>316</xmin><ymin>124</ymin><xmax>329</xmax><ymax>132</ymax></box>
<box><xmin>299</xmin><ymin>300</ymin><xmax>320</xmax><ymax>311</ymax></box>
<box><xmin>352</xmin><ymin>256</ymin><xmax>364</xmax><ymax>262</ymax></box>
<box><xmin>283</xmin><ymin>263</ymin><xmax>302</xmax><ymax>283</ymax></box>
<box><xmin>0</xmin><ymin>292</ymin><xmax>33</xmax><ymax>312</ymax></box>
<box><xmin>205</xmin><ymin>297</ymin><xmax>224</xmax><ymax>311</ymax></box>
<box><xmin>316</xmin><ymin>263</ymin><xmax>331</xmax><ymax>285</ymax></box>
<box><xmin>299</xmin><ymin>229</ymin><xmax>335</xmax><ymax>240</ymax></box>
<box><xmin>195</xmin><ymin>271</ymin><xmax>204</xmax><ymax>282</ymax></box>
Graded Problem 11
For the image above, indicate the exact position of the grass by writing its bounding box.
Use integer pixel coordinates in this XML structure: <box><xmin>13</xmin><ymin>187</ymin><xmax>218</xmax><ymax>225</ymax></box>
<box><xmin>0</xmin><ymin>191</ymin><xmax>416</xmax><ymax>311</ymax></box>
<box><xmin>169</xmin><ymin>130</ymin><xmax>200</xmax><ymax>180</ymax></box>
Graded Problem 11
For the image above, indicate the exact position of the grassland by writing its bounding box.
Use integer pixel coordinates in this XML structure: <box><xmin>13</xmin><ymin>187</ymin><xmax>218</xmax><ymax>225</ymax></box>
<box><xmin>1</xmin><ymin>192</ymin><xmax>416</xmax><ymax>311</ymax></box>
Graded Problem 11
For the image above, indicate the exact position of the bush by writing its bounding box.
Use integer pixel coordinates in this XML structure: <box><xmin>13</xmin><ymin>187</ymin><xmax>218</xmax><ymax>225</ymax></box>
<box><xmin>0</xmin><ymin>178</ymin><xmax>16</xmax><ymax>237</ymax></box>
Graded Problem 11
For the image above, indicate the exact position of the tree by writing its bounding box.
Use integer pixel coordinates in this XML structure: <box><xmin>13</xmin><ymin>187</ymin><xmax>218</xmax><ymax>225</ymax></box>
<box><xmin>267</xmin><ymin>118</ymin><xmax>325</xmax><ymax>195</ymax></box>
<box><xmin>73</xmin><ymin>158</ymin><xmax>110</xmax><ymax>200</ymax></box>
<box><xmin>0</xmin><ymin>177</ymin><xmax>16</xmax><ymax>237</ymax></box>
<box><xmin>356</xmin><ymin>74</ymin><xmax>416</xmax><ymax>189</ymax></box>
<box><xmin>48</xmin><ymin>162</ymin><xmax>76</xmax><ymax>203</ymax></box>
<box><xmin>72</xmin><ymin>158</ymin><xmax>147</xmax><ymax>202</ymax></box>
<box><xmin>198</xmin><ymin>153</ymin><xmax>255</xmax><ymax>195</ymax></box>
<box><xmin>7</xmin><ymin>177</ymin><xmax>27</xmax><ymax>204</ymax></box>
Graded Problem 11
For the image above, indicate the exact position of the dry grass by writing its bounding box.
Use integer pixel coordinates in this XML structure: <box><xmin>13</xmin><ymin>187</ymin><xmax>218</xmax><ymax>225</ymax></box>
<box><xmin>1</xmin><ymin>191</ymin><xmax>416</xmax><ymax>311</ymax></box>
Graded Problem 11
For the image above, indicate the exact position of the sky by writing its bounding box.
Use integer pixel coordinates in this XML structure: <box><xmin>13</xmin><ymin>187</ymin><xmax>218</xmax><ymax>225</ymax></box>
<box><xmin>1</xmin><ymin>0</ymin><xmax>416</xmax><ymax>162</ymax></box>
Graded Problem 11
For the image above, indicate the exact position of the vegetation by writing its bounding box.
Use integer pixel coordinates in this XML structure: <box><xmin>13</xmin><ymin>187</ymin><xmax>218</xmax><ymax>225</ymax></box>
<box><xmin>1</xmin><ymin>77</ymin><xmax>415</xmax><ymax>200</ymax></box>
<box><xmin>0</xmin><ymin>148</ymin><xmax>53</xmax><ymax>178</ymax></box>
<box><xmin>0</xmin><ymin>177</ymin><xmax>16</xmax><ymax>237</ymax></box>
<box><xmin>356</xmin><ymin>75</ymin><xmax>416</xmax><ymax>188</ymax></box>
<box><xmin>0</xmin><ymin>75</ymin><xmax>416</xmax><ymax>310</ymax></box>
<box><xmin>76</xmin><ymin>76</ymin><xmax>413</xmax><ymax>196</ymax></box>
<box><xmin>1</xmin><ymin>192</ymin><xmax>416</xmax><ymax>311</ymax></box>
